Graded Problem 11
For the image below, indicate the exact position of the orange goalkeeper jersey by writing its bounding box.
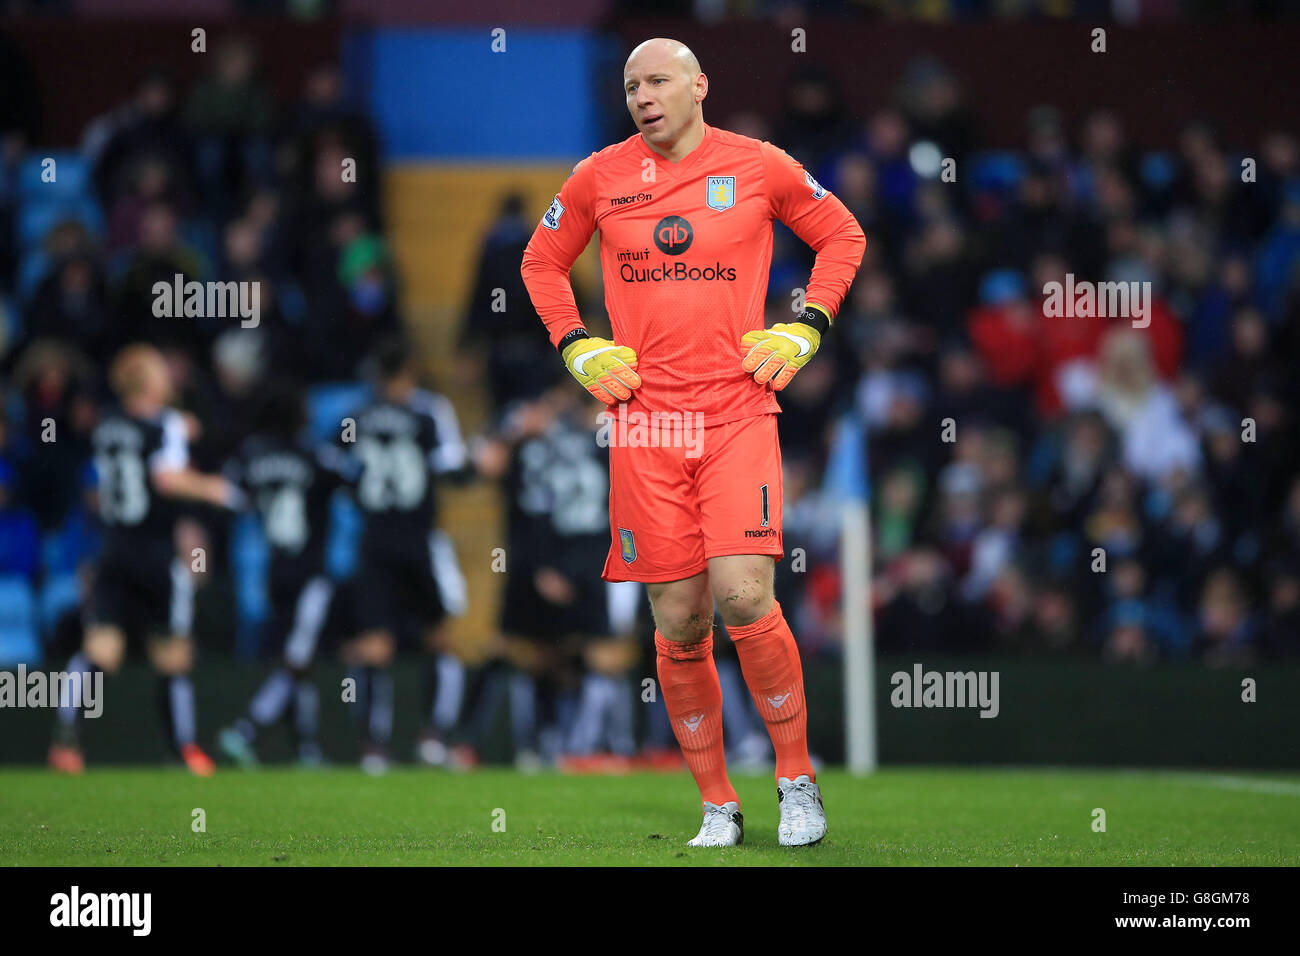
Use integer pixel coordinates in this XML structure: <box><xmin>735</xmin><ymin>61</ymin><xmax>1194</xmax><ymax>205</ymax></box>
<box><xmin>521</xmin><ymin>124</ymin><xmax>866</xmax><ymax>427</ymax></box>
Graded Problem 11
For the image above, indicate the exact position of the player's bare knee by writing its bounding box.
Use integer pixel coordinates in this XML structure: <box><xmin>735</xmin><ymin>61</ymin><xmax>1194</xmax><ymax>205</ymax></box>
<box><xmin>353</xmin><ymin>630</ymin><xmax>395</xmax><ymax>667</ymax></box>
<box><xmin>649</xmin><ymin>596</ymin><xmax>713</xmax><ymax>643</ymax></box>
<box><xmin>84</xmin><ymin>629</ymin><xmax>125</xmax><ymax>673</ymax></box>
<box><xmin>710</xmin><ymin>557</ymin><xmax>775</xmax><ymax>627</ymax></box>
<box><xmin>715</xmin><ymin>588</ymin><xmax>773</xmax><ymax>627</ymax></box>
<box><xmin>585</xmin><ymin>638</ymin><xmax>637</xmax><ymax>675</ymax></box>
<box><xmin>654</xmin><ymin>609</ymin><xmax>714</xmax><ymax>644</ymax></box>
<box><xmin>148</xmin><ymin>637</ymin><xmax>193</xmax><ymax>675</ymax></box>
<box><xmin>647</xmin><ymin>576</ymin><xmax>713</xmax><ymax>643</ymax></box>
<box><xmin>363</xmin><ymin>645</ymin><xmax>395</xmax><ymax>667</ymax></box>
<box><xmin>85</xmin><ymin>644</ymin><xmax>124</xmax><ymax>674</ymax></box>
<box><xmin>421</xmin><ymin>625</ymin><xmax>448</xmax><ymax>654</ymax></box>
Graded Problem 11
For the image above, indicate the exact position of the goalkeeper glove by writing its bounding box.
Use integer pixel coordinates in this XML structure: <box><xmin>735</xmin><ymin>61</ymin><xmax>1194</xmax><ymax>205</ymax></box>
<box><xmin>741</xmin><ymin>306</ymin><xmax>831</xmax><ymax>390</ymax></box>
<box><xmin>560</xmin><ymin>332</ymin><xmax>641</xmax><ymax>405</ymax></box>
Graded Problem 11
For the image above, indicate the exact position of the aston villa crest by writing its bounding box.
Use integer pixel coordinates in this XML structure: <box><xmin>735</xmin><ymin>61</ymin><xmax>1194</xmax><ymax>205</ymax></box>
<box><xmin>706</xmin><ymin>176</ymin><xmax>735</xmax><ymax>211</ymax></box>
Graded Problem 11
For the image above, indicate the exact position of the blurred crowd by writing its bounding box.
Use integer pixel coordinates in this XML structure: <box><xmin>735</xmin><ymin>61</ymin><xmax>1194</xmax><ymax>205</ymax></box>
<box><xmin>2</xmin><ymin>41</ymin><xmax>1299</xmax><ymax>692</ymax></box>
<box><xmin>624</xmin><ymin>1</ymin><xmax>1298</xmax><ymax>23</ymax></box>
<box><xmin>758</xmin><ymin>62</ymin><xmax>1300</xmax><ymax>664</ymax></box>
<box><xmin>0</xmin><ymin>48</ymin><xmax>389</xmax><ymax>506</ymax></box>
<box><xmin>0</xmin><ymin>37</ymin><xmax>399</xmax><ymax>656</ymax></box>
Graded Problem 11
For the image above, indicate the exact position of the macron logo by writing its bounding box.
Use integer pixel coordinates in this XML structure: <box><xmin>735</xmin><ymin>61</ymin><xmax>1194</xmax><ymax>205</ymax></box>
<box><xmin>682</xmin><ymin>713</ymin><xmax>704</xmax><ymax>733</ymax></box>
<box><xmin>767</xmin><ymin>693</ymin><xmax>791</xmax><ymax>709</ymax></box>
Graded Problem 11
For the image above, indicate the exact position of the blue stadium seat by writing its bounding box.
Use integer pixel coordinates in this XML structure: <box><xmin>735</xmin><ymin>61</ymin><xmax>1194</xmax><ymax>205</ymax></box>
<box><xmin>326</xmin><ymin>495</ymin><xmax>362</xmax><ymax>580</ymax></box>
<box><xmin>17</xmin><ymin>249</ymin><xmax>52</xmax><ymax>301</ymax></box>
<box><xmin>0</xmin><ymin>575</ymin><xmax>41</xmax><ymax>667</ymax></box>
<box><xmin>307</xmin><ymin>383</ymin><xmax>373</xmax><ymax>445</ymax></box>
<box><xmin>0</xmin><ymin>296</ymin><xmax>18</xmax><ymax>348</ymax></box>
<box><xmin>231</xmin><ymin>512</ymin><xmax>269</xmax><ymax>659</ymax></box>
<box><xmin>41</xmin><ymin>508</ymin><xmax>101</xmax><ymax>576</ymax></box>
<box><xmin>0</xmin><ymin>575</ymin><xmax>35</xmax><ymax>626</ymax></box>
<box><xmin>18</xmin><ymin>152</ymin><xmax>92</xmax><ymax>202</ymax></box>
<box><xmin>231</xmin><ymin>512</ymin><xmax>269</xmax><ymax>660</ymax></box>
<box><xmin>1139</xmin><ymin>152</ymin><xmax>1176</xmax><ymax>191</ymax></box>
<box><xmin>276</xmin><ymin>278</ymin><xmax>307</xmax><ymax>323</ymax></box>
<box><xmin>179</xmin><ymin>219</ymin><xmax>218</xmax><ymax>275</ymax></box>
<box><xmin>0</xmin><ymin>509</ymin><xmax>40</xmax><ymax>578</ymax></box>
<box><xmin>0</xmin><ymin>627</ymin><xmax>42</xmax><ymax>667</ymax></box>
<box><xmin>969</xmin><ymin>152</ymin><xmax>1027</xmax><ymax>194</ymax></box>
<box><xmin>17</xmin><ymin>198</ymin><xmax>104</xmax><ymax>247</ymax></box>
<box><xmin>39</xmin><ymin>572</ymin><xmax>80</xmax><ymax>636</ymax></box>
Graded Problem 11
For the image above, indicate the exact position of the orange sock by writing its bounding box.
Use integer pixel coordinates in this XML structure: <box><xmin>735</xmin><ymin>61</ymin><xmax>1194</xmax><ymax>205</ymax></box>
<box><xmin>655</xmin><ymin>631</ymin><xmax>739</xmax><ymax>808</ymax></box>
<box><xmin>728</xmin><ymin>600</ymin><xmax>815</xmax><ymax>783</ymax></box>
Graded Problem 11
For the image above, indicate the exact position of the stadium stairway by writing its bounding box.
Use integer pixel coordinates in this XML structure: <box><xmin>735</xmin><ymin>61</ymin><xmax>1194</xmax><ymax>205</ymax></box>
<box><xmin>383</xmin><ymin>164</ymin><xmax>600</xmax><ymax>662</ymax></box>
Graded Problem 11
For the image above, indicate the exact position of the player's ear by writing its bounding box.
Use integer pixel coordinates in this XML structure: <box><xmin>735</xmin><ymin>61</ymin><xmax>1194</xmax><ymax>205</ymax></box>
<box><xmin>695</xmin><ymin>72</ymin><xmax>708</xmax><ymax>103</ymax></box>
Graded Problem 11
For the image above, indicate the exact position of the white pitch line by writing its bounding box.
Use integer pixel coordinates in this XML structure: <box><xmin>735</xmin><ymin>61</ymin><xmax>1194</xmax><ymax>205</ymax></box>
<box><xmin>1150</xmin><ymin>772</ymin><xmax>1300</xmax><ymax>797</ymax></box>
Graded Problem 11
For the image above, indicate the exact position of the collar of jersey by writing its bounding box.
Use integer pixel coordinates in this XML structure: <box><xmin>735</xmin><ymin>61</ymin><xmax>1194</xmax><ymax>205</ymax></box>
<box><xmin>636</xmin><ymin>122</ymin><xmax>713</xmax><ymax>178</ymax></box>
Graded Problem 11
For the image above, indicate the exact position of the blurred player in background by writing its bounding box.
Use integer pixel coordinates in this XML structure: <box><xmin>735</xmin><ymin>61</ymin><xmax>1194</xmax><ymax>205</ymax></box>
<box><xmin>522</xmin><ymin>39</ymin><xmax>865</xmax><ymax>845</ymax></box>
<box><xmin>341</xmin><ymin>337</ymin><xmax>472</xmax><ymax>773</ymax></box>
<box><xmin>49</xmin><ymin>344</ymin><xmax>240</xmax><ymax>775</ymax></box>
<box><xmin>217</xmin><ymin>382</ymin><xmax>352</xmax><ymax>767</ymax></box>
<box><xmin>466</xmin><ymin>381</ymin><xmax>641</xmax><ymax>770</ymax></box>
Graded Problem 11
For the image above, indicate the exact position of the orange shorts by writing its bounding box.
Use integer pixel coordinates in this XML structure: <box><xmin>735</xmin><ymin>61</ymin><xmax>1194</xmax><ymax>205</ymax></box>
<box><xmin>601</xmin><ymin>412</ymin><xmax>784</xmax><ymax>583</ymax></box>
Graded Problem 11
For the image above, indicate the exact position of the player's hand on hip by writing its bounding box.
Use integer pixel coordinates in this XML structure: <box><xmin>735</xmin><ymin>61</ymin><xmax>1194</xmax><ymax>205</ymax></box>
<box><xmin>562</xmin><ymin>336</ymin><xmax>641</xmax><ymax>405</ymax></box>
<box><xmin>741</xmin><ymin>319</ymin><xmax>822</xmax><ymax>391</ymax></box>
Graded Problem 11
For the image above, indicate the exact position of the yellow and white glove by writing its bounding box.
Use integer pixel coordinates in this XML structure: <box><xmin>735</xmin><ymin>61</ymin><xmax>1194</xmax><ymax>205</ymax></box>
<box><xmin>560</xmin><ymin>333</ymin><xmax>641</xmax><ymax>405</ymax></box>
<box><xmin>741</xmin><ymin>306</ymin><xmax>831</xmax><ymax>390</ymax></box>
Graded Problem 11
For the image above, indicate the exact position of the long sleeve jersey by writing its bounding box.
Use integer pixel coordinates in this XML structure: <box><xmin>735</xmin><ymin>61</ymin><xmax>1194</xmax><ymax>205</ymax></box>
<box><xmin>521</xmin><ymin>124</ymin><xmax>866</xmax><ymax>427</ymax></box>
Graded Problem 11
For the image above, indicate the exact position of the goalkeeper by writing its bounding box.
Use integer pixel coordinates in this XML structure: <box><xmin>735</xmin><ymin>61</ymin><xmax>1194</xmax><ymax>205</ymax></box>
<box><xmin>522</xmin><ymin>37</ymin><xmax>865</xmax><ymax>847</ymax></box>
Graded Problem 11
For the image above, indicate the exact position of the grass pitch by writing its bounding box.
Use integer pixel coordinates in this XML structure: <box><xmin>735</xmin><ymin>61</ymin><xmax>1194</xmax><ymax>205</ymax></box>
<box><xmin>2</xmin><ymin>767</ymin><xmax>1297</xmax><ymax>866</ymax></box>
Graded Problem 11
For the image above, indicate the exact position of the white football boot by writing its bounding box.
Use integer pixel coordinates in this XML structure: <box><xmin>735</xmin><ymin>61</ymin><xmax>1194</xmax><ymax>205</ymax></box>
<box><xmin>777</xmin><ymin>775</ymin><xmax>826</xmax><ymax>846</ymax></box>
<box><xmin>687</xmin><ymin>801</ymin><xmax>744</xmax><ymax>847</ymax></box>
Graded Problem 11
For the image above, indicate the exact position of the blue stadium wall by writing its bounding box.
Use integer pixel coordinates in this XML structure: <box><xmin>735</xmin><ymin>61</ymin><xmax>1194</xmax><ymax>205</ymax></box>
<box><xmin>343</xmin><ymin>27</ymin><xmax>619</xmax><ymax>161</ymax></box>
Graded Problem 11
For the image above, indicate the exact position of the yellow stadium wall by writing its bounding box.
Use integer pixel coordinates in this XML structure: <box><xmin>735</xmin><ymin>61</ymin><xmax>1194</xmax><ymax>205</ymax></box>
<box><xmin>382</xmin><ymin>163</ymin><xmax>604</xmax><ymax>660</ymax></box>
<box><xmin>384</xmin><ymin>162</ymin><xmax>601</xmax><ymax>314</ymax></box>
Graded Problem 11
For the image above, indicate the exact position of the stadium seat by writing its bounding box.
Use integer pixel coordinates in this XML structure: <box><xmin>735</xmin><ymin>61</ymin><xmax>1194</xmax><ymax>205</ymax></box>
<box><xmin>276</xmin><ymin>278</ymin><xmax>307</xmax><ymax>323</ymax></box>
<box><xmin>16</xmin><ymin>249</ymin><xmax>52</xmax><ymax>301</ymax></box>
<box><xmin>307</xmin><ymin>383</ymin><xmax>373</xmax><ymax>445</ymax></box>
<box><xmin>969</xmin><ymin>152</ymin><xmax>1027</xmax><ymax>194</ymax></box>
<box><xmin>0</xmin><ymin>575</ymin><xmax>35</xmax><ymax>625</ymax></box>
<box><xmin>41</xmin><ymin>509</ymin><xmax>100</xmax><ymax>576</ymax></box>
<box><xmin>0</xmin><ymin>575</ymin><xmax>41</xmax><ymax>667</ymax></box>
<box><xmin>0</xmin><ymin>626</ymin><xmax>42</xmax><ymax>667</ymax></box>
<box><xmin>230</xmin><ymin>512</ymin><xmax>269</xmax><ymax>659</ymax></box>
<box><xmin>1139</xmin><ymin>152</ymin><xmax>1176</xmax><ymax>191</ymax></box>
<box><xmin>18</xmin><ymin>152</ymin><xmax>91</xmax><ymax>201</ymax></box>
<box><xmin>179</xmin><ymin>219</ymin><xmax>218</xmax><ymax>274</ymax></box>
<box><xmin>17</xmin><ymin>198</ymin><xmax>103</xmax><ymax>247</ymax></box>
<box><xmin>0</xmin><ymin>295</ymin><xmax>18</xmax><ymax>347</ymax></box>
<box><xmin>39</xmin><ymin>572</ymin><xmax>80</xmax><ymax>636</ymax></box>
<box><xmin>325</xmin><ymin>495</ymin><xmax>362</xmax><ymax>580</ymax></box>
<box><xmin>0</xmin><ymin>509</ymin><xmax>40</xmax><ymax>578</ymax></box>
